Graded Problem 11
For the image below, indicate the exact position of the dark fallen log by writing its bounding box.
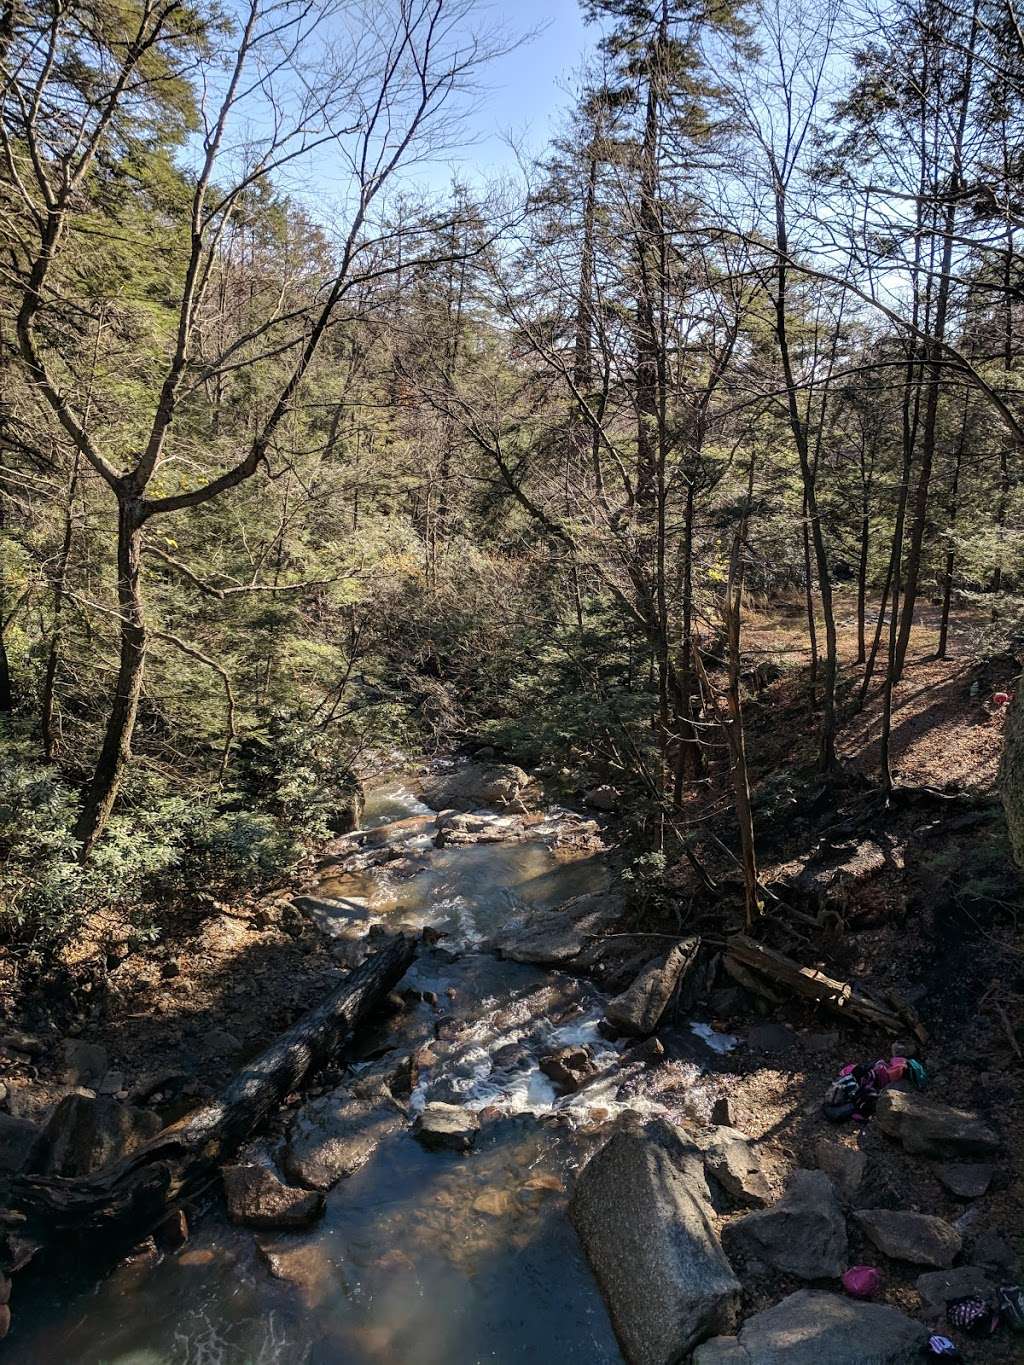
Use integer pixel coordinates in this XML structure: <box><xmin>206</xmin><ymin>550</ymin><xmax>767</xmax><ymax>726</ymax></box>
<box><xmin>7</xmin><ymin>933</ymin><xmax>416</xmax><ymax>1245</ymax></box>
<box><xmin>725</xmin><ymin>934</ymin><xmax>926</xmax><ymax>1043</ymax></box>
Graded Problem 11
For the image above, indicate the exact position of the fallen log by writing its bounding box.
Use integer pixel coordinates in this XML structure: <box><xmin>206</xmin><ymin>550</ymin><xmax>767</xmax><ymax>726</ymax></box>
<box><xmin>6</xmin><ymin>933</ymin><xmax>416</xmax><ymax>1245</ymax></box>
<box><xmin>724</xmin><ymin>935</ymin><xmax>926</xmax><ymax>1043</ymax></box>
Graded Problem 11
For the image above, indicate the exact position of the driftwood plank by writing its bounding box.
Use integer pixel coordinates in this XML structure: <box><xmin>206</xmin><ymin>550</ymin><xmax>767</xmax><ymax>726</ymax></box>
<box><xmin>725</xmin><ymin>934</ymin><xmax>926</xmax><ymax>1042</ymax></box>
<box><xmin>8</xmin><ymin>933</ymin><xmax>417</xmax><ymax>1241</ymax></box>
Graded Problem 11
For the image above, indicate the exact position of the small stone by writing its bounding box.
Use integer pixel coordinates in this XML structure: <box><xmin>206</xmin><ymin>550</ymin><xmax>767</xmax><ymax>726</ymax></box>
<box><xmin>178</xmin><ymin>1249</ymin><xmax>217</xmax><ymax>1267</ymax></box>
<box><xmin>814</xmin><ymin>1138</ymin><xmax>867</xmax><ymax>1200</ymax></box>
<box><xmin>584</xmin><ymin>785</ymin><xmax>619</xmax><ymax>812</ymax></box>
<box><xmin>710</xmin><ymin>1096</ymin><xmax>734</xmax><ymax>1127</ymax></box>
<box><xmin>936</xmin><ymin>1163</ymin><xmax>994</xmax><ymax>1198</ymax></box>
<box><xmin>539</xmin><ymin>1046</ymin><xmax>598</xmax><ymax>1094</ymax></box>
<box><xmin>413</xmin><ymin>1103</ymin><xmax>479</xmax><ymax>1152</ymax></box>
<box><xmin>854</xmin><ymin>1209</ymin><xmax>961</xmax><ymax>1268</ymax></box>
<box><xmin>628</xmin><ymin>1035</ymin><xmax>666</xmax><ymax>1065</ymax></box>
<box><xmin>703</xmin><ymin>1126</ymin><xmax>771</xmax><ymax>1207</ymax></box>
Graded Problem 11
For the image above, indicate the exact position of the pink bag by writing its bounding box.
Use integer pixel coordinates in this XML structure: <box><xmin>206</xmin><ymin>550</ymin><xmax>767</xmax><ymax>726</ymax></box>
<box><xmin>843</xmin><ymin>1265</ymin><xmax>882</xmax><ymax>1299</ymax></box>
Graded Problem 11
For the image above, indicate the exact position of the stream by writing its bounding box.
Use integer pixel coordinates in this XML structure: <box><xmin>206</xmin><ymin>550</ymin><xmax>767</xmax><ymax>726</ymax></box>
<box><xmin>7</xmin><ymin>770</ymin><xmax>734</xmax><ymax>1364</ymax></box>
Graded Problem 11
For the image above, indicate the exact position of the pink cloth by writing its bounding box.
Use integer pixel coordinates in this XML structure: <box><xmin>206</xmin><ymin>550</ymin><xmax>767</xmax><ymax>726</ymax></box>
<box><xmin>843</xmin><ymin>1266</ymin><xmax>882</xmax><ymax>1299</ymax></box>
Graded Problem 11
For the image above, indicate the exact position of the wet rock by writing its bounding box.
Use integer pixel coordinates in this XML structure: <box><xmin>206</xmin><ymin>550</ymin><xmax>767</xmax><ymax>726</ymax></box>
<box><xmin>570</xmin><ymin>1119</ymin><xmax>740</xmax><ymax>1364</ymax></box>
<box><xmin>814</xmin><ymin>1138</ymin><xmax>867</xmax><ymax>1200</ymax></box>
<box><xmin>29</xmin><ymin>1094</ymin><xmax>161</xmax><ymax>1177</ymax></box>
<box><xmin>746</xmin><ymin>1022</ymin><xmax>797</xmax><ymax>1054</ymax></box>
<box><xmin>487</xmin><ymin>892</ymin><xmax>623</xmax><ymax>967</ymax></box>
<box><xmin>628</xmin><ymin>1036</ymin><xmax>666</xmax><ymax>1066</ymax></box>
<box><xmin>109</xmin><ymin>1238</ymin><xmax>160</xmax><ymax>1294</ymax></box>
<box><xmin>916</xmin><ymin>1266</ymin><xmax>993</xmax><ymax>1319</ymax></box>
<box><xmin>283</xmin><ymin>1078</ymin><xmax>403</xmax><ymax>1190</ymax></box>
<box><xmin>413</xmin><ymin>1103</ymin><xmax>479</xmax><ymax>1152</ymax></box>
<box><xmin>693</xmin><ymin>1290</ymin><xmax>927</xmax><ymax>1364</ymax></box>
<box><xmin>539</xmin><ymin>1046</ymin><xmax>598</xmax><ymax>1095</ymax></box>
<box><xmin>874</xmin><ymin>1090</ymin><xmax>1000</xmax><ymax>1158</ymax></box>
<box><xmin>936</xmin><ymin>1162</ymin><xmax>994</xmax><ymax>1198</ymax></box>
<box><xmin>223</xmin><ymin>1163</ymin><xmax>325</xmax><ymax>1228</ymax></box>
<box><xmin>0</xmin><ymin>1113</ymin><xmax>40</xmax><ymax>1174</ymax></box>
<box><xmin>584</xmin><ymin>785</ymin><xmax>619</xmax><ymax>812</ymax></box>
<box><xmin>703</xmin><ymin>1126</ymin><xmax>771</xmax><ymax>1207</ymax></box>
<box><xmin>604</xmin><ymin>938</ymin><xmax>699</xmax><ymax>1037</ymax></box>
<box><xmin>491</xmin><ymin>1042</ymin><xmax>531</xmax><ymax>1072</ymax></box>
<box><xmin>61</xmin><ymin>1039</ymin><xmax>108</xmax><ymax>1085</ymax></box>
<box><xmin>854</xmin><ymin>1210</ymin><xmax>961</xmax><ymax>1268</ymax></box>
<box><xmin>419</xmin><ymin>763</ymin><xmax>532</xmax><ymax>812</ymax></box>
<box><xmin>258</xmin><ymin>1241</ymin><xmax>335</xmax><ymax>1307</ymax></box>
<box><xmin>725</xmin><ymin>1169</ymin><xmax>847</xmax><ymax>1280</ymax></box>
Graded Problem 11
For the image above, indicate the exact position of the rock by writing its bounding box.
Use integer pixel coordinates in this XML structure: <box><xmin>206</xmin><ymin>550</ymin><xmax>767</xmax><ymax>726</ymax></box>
<box><xmin>693</xmin><ymin>1290</ymin><xmax>927</xmax><ymax>1364</ymax></box>
<box><xmin>916</xmin><ymin>1266</ymin><xmax>993</xmax><ymax>1319</ymax></box>
<box><xmin>874</xmin><ymin>1090</ymin><xmax>1000</xmax><ymax>1158</ymax></box>
<box><xmin>804</xmin><ymin>1031</ymin><xmax>840</xmax><ymax>1053</ymax></box>
<box><xmin>584</xmin><ymin>785</ymin><xmax>619</xmax><ymax>812</ymax></box>
<box><xmin>604</xmin><ymin>938</ymin><xmax>699</xmax><ymax>1037</ymax></box>
<box><xmin>814</xmin><ymin>1138</ymin><xmax>867</xmax><ymax>1200</ymax></box>
<box><xmin>970</xmin><ymin>1230</ymin><xmax>1016</xmax><ymax>1272</ymax></box>
<box><xmin>472</xmin><ymin>1189</ymin><xmax>514</xmax><ymax>1217</ymax></box>
<box><xmin>202</xmin><ymin>1030</ymin><xmax>242</xmax><ymax>1058</ymax></box>
<box><xmin>710</xmin><ymin>1097</ymin><xmax>734</xmax><ymax>1127</ymax></box>
<box><xmin>725</xmin><ymin>1169</ymin><xmax>847</xmax><ymax>1280</ymax></box>
<box><xmin>628</xmin><ymin>1036</ymin><xmax>666</xmax><ymax>1065</ymax></box>
<box><xmin>709</xmin><ymin>988</ymin><xmax>747</xmax><ymax>1019</ymax></box>
<box><xmin>283</xmin><ymin>1078</ymin><xmax>403</xmax><ymax>1190</ymax></box>
<box><xmin>539</xmin><ymin>1046</ymin><xmax>598</xmax><ymax>1095</ymax></box>
<box><xmin>413</xmin><ymin>1103</ymin><xmax>479</xmax><ymax>1152</ymax></box>
<box><xmin>61</xmin><ymin>1039</ymin><xmax>108</xmax><ymax>1085</ymax></box>
<box><xmin>854</xmin><ymin>1210</ymin><xmax>961</xmax><ymax>1268</ymax></box>
<box><xmin>223</xmin><ymin>1163</ymin><xmax>325</xmax><ymax>1228</ymax></box>
<box><xmin>486</xmin><ymin>892</ymin><xmax>623</xmax><ymax>967</ymax></box>
<box><xmin>570</xmin><ymin>1120</ymin><xmax>740</xmax><ymax>1364</ymax></box>
<box><xmin>97</xmin><ymin>1070</ymin><xmax>125</xmax><ymax>1095</ymax></box>
<box><xmin>0</xmin><ymin>1304</ymin><xmax>8</xmax><ymax>1341</ymax></box>
<box><xmin>703</xmin><ymin>1127</ymin><xmax>771</xmax><ymax>1207</ymax></box>
<box><xmin>419</xmin><ymin>763</ymin><xmax>532</xmax><ymax>812</ymax></box>
<box><xmin>0</xmin><ymin>1113</ymin><xmax>40</xmax><ymax>1174</ymax></box>
<box><xmin>0</xmin><ymin>1031</ymin><xmax>46</xmax><ymax>1057</ymax></box>
<box><xmin>746</xmin><ymin>1022</ymin><xmax>797</xmax><ymax>1053</ymax></box>
<box><xmin>161</xmin><ymin>959</ymin><xmax>181</xmax><ymax>979</ymax></box>
<box><xmin>29</xmin><ymin>1095</ymin><xmax>161</xmax><ymax>1177</ymax></box>
<box><xmin>154</xmin><ymin>1208</ymin><xmax>189</xmax><ymax>1251</ymax></box>
<box><xmin>259</xmin><ymin>1241</ymin><xmax>335</xmax><ymax>1307</ymax></box>
<box><xmin>936</xmin><ymin>1162</ymin><xmax>994</xmax><ymax>1198</ymax></box>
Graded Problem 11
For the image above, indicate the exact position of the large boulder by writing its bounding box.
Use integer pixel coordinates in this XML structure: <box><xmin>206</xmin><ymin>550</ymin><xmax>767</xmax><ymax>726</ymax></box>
<box><xmin>604</xmin><ymin>938</ymin><xmax>699</xmax><ymax>1037</ymax></box>
<box><xmin>222</xmin><ymin>1163</ymin><xmax>325</xmax><ymax>1229</ymax></box>
<box><xmin>486</xmin><ymin>892</ymin><xmax>623</xmax><ymax>967</ymax></box>
<box><xmin>570</xmin><ymin>1120</ymin><xmax>740</xmax><ymax>1365</ymax></box>
<box><xmin>693</xmin><ymin>1290</ymin><xmax>927</xmax><ymax>1364</ymax></box>
<box><xmin>29</xmin><ymin>1094</ymin><xmax>161</xmax><ymax>1177</ymax></box>
<box><xmin>725</xmin><ymin>1169</ymin><xmax>847</xmax><ymax>1280</ymax></box>
<box><xmin>874</xmin><ymin>1090</ymin><xmax>1000</xmax><ymax>1159</ymax></box>
<box><xmin>1000</xmin><ymin>692</ymin><xmax>1024</xmax><ymax>865</ymax></box>
<box><xmin>702</xmin><ymin>1126</ymin><xmax>771</xmax><ymax>1207</ymax></box>
<box><xmin>854</xmin><ymin>1210</ymin><xmax>961</xmax><ymax>1268</ymax></box>
<box><xmin>419</xmin><ymin>763</ymin><xmax>532</xmax><ymax>812</ymax></box>
<box><xmin>283</xmin><ymin>1078</ymin><xmax>403</xmax><ymax>1190</ymax></box>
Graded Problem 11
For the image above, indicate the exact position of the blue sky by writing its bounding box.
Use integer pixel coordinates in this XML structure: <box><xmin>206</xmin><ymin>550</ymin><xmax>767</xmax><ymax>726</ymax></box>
<box><xmin>420</xmin><ymin>0</ymin><xmax>597</xmax><ymax>189</ymax></box>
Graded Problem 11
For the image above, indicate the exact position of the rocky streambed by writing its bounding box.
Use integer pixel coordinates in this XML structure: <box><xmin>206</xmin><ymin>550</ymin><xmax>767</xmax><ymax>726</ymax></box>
<box><xmin>2</xmin><ymin>761</ymin><xmax>1014</xmax><ymax>1363</ymax></box>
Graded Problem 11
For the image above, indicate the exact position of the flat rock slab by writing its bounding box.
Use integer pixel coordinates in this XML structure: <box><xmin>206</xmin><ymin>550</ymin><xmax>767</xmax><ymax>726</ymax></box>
<box><xmin>936</xmin><ymin>1162</ymin><xmax>994</xmax><ymax>1198</ymax></box>
<box><xmin>283</xmin><ymin>1079</ymin><xmax>403</xmax><ymax>1189</ymax></box>
<box><xmin>485</xmin><ymin>892</ymin><xmax>623</xmax><ymax>967</ymax></box>
<box><xmin>854</xmin><ymin>1209</ymin><xmax>961</xmax><ymax>1268</ymax></box>
<box><xmin>570</xmin><ymin>1119</ymin><xmax>740</xmax><ymax>1365</ymax></box>
<box><xmin>223</xmin><ymin>1163</ymin><xmax>325</xmax><ymax>1228</ymax></box>
<box><xmin>875</xmin><ymin>1090</ymin><xmax>1000</xmax><ymax>1159</ymax></box>
<box><xmin>693</xmin><ymin>1290</ymin><xmax>928</xmax><ymax>1364</ymax></box>
<box><xmin>725</xmin><ymin>1169</ymin><xmax>847</xmax><ymax>1280</ymax></box>
<box><xmin>413</xmin><ymin>1102</ymin><xmax>479</xmax><ymax>1152</ymax></box>
<box><xmin>604</xmin><ymin>938</ymin><xmax>700</xmax><ymax>1037</ymax></box>
<box><xmin>703</xmin><ymin>1126</ymin><xmax>771</xmax><ymax>1207</ymax></box>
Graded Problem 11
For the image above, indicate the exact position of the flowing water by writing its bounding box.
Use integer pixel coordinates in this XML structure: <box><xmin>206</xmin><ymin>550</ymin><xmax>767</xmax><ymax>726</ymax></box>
<box><xmin>6</xmin><ymin>772</ymin><xmax>731</xmax><ymax>1364</ymax></box>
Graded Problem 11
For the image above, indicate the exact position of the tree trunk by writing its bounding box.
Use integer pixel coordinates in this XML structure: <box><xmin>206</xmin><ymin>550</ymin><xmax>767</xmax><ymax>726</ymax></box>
<box><xmin>74</xmin><ymin>498</ymin><xmax>147</xmax><ymax>858</ymax></box>
<box><xmin>41</xmin><ymin>455</ymin><xmax>81</xmax><ymax>758</ymax></box>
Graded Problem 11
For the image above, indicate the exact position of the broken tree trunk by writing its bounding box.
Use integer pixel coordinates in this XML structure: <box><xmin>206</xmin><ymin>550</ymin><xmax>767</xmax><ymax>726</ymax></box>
<box><xmin>7</xmin><ymin>934</ymin><xmax>416</xmax><ymax>1246</ymax></box>
<box><xmin>725</xmin><ymin>935</ymin><xmax>926</xmax><ymax>1042</ymax></box>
